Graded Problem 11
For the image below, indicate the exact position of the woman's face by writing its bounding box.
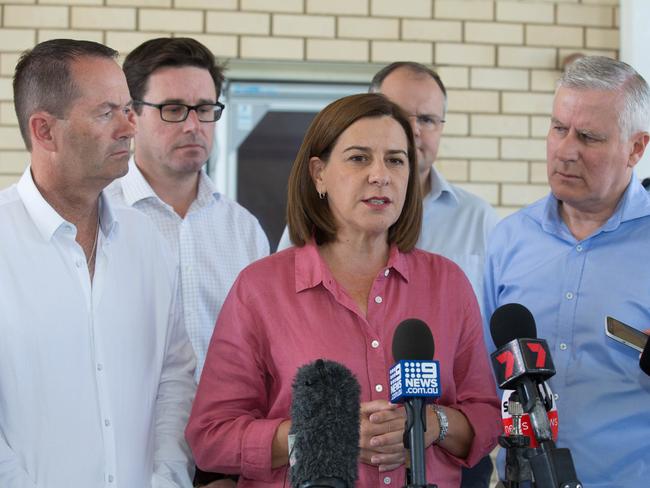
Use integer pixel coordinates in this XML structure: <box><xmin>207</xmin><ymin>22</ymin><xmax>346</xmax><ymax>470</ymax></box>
<box><xmin>310</xmin><ymin>115</ymin><xmax>410</xmax><ymax>243</ymax></box>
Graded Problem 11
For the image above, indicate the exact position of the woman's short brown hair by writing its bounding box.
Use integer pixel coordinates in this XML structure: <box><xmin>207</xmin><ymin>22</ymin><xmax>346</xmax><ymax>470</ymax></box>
<box><xmin>287</xmin><ymin>93</ymin><xmax>422</xmax><ymax>251</ymax></box>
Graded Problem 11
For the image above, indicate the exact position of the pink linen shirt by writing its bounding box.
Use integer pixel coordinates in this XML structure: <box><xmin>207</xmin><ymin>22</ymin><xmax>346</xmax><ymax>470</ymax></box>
<box><xmin>186</xmin><ymin>241</ymin><xmax>501</xmax><ymax>488</ymax></box>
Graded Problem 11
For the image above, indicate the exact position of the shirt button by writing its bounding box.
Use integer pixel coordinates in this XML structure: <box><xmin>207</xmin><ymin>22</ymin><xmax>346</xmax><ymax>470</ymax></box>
<box><xmin>375</xmin><ymin>384</ymin><xmax>383</xmax><ymax>393</ymax></box>
<box><xmin>554</xmin><ymin>393</ymin><xmax>559</xmax><ymax>400</ymax></box>
<box><xmin>104</xmin><ymin>419</ymin><xmax>111</xmax><ymax>427</ymax></box>
<box><xmin>371</xmin><ymin>340</ymin><xmax>380</xmax><ymax>349</ymax></box>
<box><xmin>559</xmin><ymin>343</ymin><xmax>568</xmax><ymax>350</ymax></box>
<box><xmin>384</xmin><ymin>269</ymin><xmax>390</xmax><ymax>277</ymax></box>
<box><xmin>383</xmin><ymin>476</ymin><xmax>392</xmax><ymax>484</ymax></box>
<box><xmin>108</xmin><ymin>474</ymin><xmax>114</xmax><ymax>483</ymax></box>
<box><xmin>576</xmin><ymin>245</ymin><xmax>583</xmax><ymax>252</ymax></box>
<box><xmin>375</xmin><ymin>296</ymin><xmax>383</xmax><ymax>304</ymax></box>
<box><xmin>96</xmin><ymin>363</ymin><xmax>103</xmax><ymax>371</ymax></box>
<box><xmin>565</xmin><ymin>292</ymin><xmax>574</xmax><ymax>300</ymax></box>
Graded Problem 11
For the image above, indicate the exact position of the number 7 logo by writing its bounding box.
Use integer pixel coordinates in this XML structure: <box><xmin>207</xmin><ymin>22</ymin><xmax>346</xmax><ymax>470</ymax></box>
<box><xmin>527</xmin><ymin>343</ymin><xmax>547</xmax><ymax>367</ymax></box>
<box><xmin>496</xmin><ymin>350</ymin><xmax>515</xmax><ymax>379</ymax></box>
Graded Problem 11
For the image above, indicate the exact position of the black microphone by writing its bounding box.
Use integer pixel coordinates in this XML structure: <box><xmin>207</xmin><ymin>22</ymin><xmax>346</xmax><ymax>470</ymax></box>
<box><xmin>289</xmin><ymin>359</ymin><xmax>360</xmax><ymax>488</ymax></box>
<box><xmin>389</xmin><ymin>318</ymin><xmax>439</xmax><ymax>488</ymax></box>
<box><xmin>641</xmin><ymin>339</ymin><xmax>650</xmax><ymax>376</ymax></box>
<box><xmin>489</xmin><ymin>303</ymin><xmax>581</xmax><ymax>488</ymax></box>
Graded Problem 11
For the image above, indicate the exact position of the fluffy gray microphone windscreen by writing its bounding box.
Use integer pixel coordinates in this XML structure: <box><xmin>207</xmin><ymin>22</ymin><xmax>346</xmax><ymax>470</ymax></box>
<box><xmin>289</xmin><ymin>359</ymin><xmax>360</xmax><ymax>488</ymax></box>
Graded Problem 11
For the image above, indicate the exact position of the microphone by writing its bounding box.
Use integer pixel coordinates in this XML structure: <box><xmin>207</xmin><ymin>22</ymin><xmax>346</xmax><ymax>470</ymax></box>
<box><xmin>489</xmin><ymin>303</ymin><xmax>581</xmax><ymax>488</ymax></box>
<box><xmin>389</xmin><ymin>318</ymin><xmax>440</xmax><ymax>488</ymax></box>
<box><xmin>289</xmin><ymin>359</ymin><xmax>360</xmax><ymax>488</ymax></box>
<box><xmin>641</xmin><ymin>339</ymin><xmax>650</xmax><ymax>376</ymax></box>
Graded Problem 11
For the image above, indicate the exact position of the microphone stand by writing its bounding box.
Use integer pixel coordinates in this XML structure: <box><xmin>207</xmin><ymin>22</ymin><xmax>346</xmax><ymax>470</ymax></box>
<box><xmin>402</xmin><ymin>398</ymin><xmax>437</xmax><ymax>488</ymax></box>
<box><xmin>516</xmin><ymin>378</ymin><xmax>582</xmax><ymax>488</ymax></box>
<box><xmin>499</xmin><ymin>392</ymin><xmax>532</xmax><ymax>488</ymax></box>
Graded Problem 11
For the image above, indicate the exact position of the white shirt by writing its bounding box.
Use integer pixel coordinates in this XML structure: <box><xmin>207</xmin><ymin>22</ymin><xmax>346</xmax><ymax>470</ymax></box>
<box><xmin>276</xmin><ymin>167</ymin><xmax>498</xmax><ymax>301</ymax></box>
<box><xmin>107</xmin><ymin>159</ymin><xmax>269</xmax><ymax>378</ymax></box>
<box><xmin>0</xmin><ymin>169</ymin><xmax>196</xmax><ymax>488</ymax></box>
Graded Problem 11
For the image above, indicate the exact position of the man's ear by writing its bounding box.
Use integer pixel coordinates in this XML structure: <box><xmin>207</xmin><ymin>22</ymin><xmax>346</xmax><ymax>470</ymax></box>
<box><xmin>627</xmin><ymin>131</ymin><xmax>650</xmax><ymax>168</ymax></box>
<box><xmin>29</xmin><ymin>112</ymin><xmax>59</xmax><ymax>153</ymax></box>
<box><xmin>309</xmin><ymin>156</ymin><xmax>327</xmax><ymax>194</ymax></box>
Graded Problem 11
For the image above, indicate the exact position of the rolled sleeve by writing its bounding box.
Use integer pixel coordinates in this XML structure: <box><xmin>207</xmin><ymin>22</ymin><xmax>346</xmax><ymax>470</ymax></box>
<box><xmin>186</xmin><ymin>274</ymin><xmax>284</xmax><ymax>481</ymax></box>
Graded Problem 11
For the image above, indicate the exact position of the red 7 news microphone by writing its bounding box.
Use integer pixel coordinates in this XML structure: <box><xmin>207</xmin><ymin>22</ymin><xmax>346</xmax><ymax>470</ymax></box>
<box><xmin>490</xmin><ymin>303</ymin><xmax>582</xmax><ymax>488</ymax></box>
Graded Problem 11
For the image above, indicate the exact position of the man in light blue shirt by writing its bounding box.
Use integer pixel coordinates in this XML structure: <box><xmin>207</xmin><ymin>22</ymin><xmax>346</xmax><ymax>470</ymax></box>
<box><xmin>484</xmin><ymin>56</ymin><xmax>650</xmax><ymax>487</ymax></box>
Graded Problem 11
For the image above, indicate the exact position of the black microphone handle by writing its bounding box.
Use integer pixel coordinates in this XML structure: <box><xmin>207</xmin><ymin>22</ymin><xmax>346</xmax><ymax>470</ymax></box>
<box><xmin>404</xmin><ymin>398</ymin><xmax>427</xmax><ymax>486</ymax></box>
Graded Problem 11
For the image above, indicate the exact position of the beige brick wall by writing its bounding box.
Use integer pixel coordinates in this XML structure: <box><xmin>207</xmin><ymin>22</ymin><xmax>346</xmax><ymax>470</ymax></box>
<box><xmin>0</xmin><ymin>0</ymin><xmax>621</xmax><ymax>215</ymax></box>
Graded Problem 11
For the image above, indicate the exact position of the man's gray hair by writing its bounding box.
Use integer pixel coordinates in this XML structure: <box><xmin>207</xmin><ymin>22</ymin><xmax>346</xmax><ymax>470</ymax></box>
<box><xmin>558</xmin><ymin>56</ymin><xmax>650</xmax><ymax>138</ymax></box>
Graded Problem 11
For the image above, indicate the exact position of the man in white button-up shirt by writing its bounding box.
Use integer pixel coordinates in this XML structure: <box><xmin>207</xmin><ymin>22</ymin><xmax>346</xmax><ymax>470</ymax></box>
<box><xmin>0</xmin><ymin>39</ymin><xmax>196</xmax><ymax>488</ymax></box>
<box><xmin>107</xmin><ymin>38</ymin><xmax>269</xmax><ymax>382</ymax></box>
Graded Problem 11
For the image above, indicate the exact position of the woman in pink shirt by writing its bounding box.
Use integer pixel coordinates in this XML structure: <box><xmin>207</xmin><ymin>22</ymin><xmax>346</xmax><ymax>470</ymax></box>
<box><xmin>186</xmin><ymin>93</ymin><xmax>501</xmax><ymax>488</ymax></box>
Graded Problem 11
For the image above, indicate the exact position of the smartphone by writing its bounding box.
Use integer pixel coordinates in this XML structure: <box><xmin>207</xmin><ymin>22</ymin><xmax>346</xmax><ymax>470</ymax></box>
<box><xmin>605</xmin><ymin>316</ymin><xmax>649</xmax><ymax>352</ymax></box>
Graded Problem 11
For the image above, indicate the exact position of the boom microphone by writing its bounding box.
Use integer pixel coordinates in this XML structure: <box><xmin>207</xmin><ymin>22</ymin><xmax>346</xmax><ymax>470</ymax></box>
<box><xmin>389</xmin><ymin>318</ymin><xmax>440</xmax><ymax>488</ymax></box>
<box><xmin>489</xmin><ymin>303</ymin><xmax>581</xmax><ymax>488</ymax></box>
<box><xmin>289</xmin><ymin>359</ymin><xmax>360</xmax><ymax>488</ymax></box>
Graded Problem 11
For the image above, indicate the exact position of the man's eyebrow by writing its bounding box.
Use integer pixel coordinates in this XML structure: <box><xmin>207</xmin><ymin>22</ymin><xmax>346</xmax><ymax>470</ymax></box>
<box><xmin>577</xmin><ymin>128</ymin><xmax>605</xmax><ymax>140</ymax></box>
<box><xmin>98</xmin><ymin>101</ymin><xmax>132</xmax><ymax>110</ymax></box>
<box><xmin>158</xmin><ymin>98</ymin><xmax>217</xmax><ymax>105</ymax></box>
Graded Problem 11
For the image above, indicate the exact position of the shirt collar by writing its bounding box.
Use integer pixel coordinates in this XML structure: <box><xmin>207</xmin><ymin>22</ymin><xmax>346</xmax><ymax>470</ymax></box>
<box><xmin>119</xmin><ymin>157</ymin><xmax>160</xmax><ymax>206</ymax></box>
<box><xmin>194</xmin><ymin>168</ymin><xmax>220</xmax><ymax>209</ymax></box>
<box><xmin>294</xmin><ymin>239</ymin><xmax>410</xmax><ymax>293</ymax></box>
<box><xmin>541</xmin><ymin>176</ymin><xmax>650</xmax><ymax>239</ymax></box>
<box><xmin>121</xmin><ymin>156</ymin><xmax>220</xmax><ymax>210</ymax></box>
<box><xmin>424</xmin><ymin>166</ymin><xmax>459</xmax><ymax>206</ymax></box>
<box><xmin>16</xmin><ymin>166</ymin><xmax>119</xmax><ymax>241</ymax></box>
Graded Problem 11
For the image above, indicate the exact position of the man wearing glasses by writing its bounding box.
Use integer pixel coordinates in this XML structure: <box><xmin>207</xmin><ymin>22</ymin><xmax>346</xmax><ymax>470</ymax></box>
<box><xmin>108</xmin><ymin>38</ymin><xmax>268</xmax><ymax>375</ymax></box>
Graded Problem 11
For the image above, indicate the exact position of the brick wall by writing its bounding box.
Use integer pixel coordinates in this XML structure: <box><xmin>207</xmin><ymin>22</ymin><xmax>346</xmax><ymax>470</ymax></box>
<box><xmin>0</xmin><ymin>0</ymin><xmax>619</xmax><ymax>215</ymax></box>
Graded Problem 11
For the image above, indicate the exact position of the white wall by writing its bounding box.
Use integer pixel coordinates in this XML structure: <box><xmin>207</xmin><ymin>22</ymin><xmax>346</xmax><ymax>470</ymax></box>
<box><xmin>621</xmin><ymin>0</ymin><xmax>650</xmax><ymax>180</ymax></box>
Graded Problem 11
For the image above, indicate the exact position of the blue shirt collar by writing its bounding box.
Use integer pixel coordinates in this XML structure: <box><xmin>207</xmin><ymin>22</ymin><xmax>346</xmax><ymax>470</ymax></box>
<box><xmin>541</xmin><ymin>176</ymin><xmax>650</xmax><ymax>241</ymax></box>
<box><xmin>425</xmin><ymin>166</ymin><xmax>459</xmax><ymax>206</ymax></box>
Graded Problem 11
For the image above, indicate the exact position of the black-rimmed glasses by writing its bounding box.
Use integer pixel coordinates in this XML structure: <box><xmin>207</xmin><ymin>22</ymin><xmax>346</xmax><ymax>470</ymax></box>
<box><xmin>134</xmin><ymin>100</ymin><xmax>225</xmax><ymax>122</ymax></box>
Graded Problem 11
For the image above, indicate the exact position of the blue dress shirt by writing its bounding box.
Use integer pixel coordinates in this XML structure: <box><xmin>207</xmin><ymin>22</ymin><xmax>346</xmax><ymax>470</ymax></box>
<box><xmin>483</xmin><ymin>177</ymin><xmax>650</xmax><ymax>487</ymax></box>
